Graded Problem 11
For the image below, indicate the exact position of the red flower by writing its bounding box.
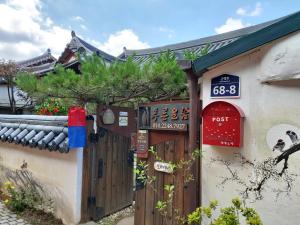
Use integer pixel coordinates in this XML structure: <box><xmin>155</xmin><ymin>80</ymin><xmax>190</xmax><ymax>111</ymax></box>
<box><xmin>53</xmin><ymin>108</ymin><xmax>59</xmax><ymax>113</ymax></box>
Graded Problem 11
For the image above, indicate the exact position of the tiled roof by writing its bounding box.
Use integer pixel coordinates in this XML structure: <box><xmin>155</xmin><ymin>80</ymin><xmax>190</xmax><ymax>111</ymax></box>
<box><xmin>0</xmin><ymin>115</ymin><xmax>69</xmax><ymax>153</ymax></box>
<box><xmin>17</xmin><ymin>49</ymin><xmax>57</xmax><ymax>76</ymax></box>
<box><xmin>58</xmin><ymin>31</ymin><xmax>119</xmax><ymax>63</ymax></box>
<box><xmin>119</xmin><ymin>17</ymin><xmax>283</xmax><ymax>63</ymax></box>
<box><xmin>192</xmin><ymin>11</ymin><xmax>300</xmax><ymax>74</ymax></box>
<box><xmin>17</xmin><ymin>49</ymin><xmax>57</xmax><ymax>68</ymax></box>
<box><xmin>25</xmin><ymin>62</ymin><xmax>56</xmax><ymax>76</ymax></box>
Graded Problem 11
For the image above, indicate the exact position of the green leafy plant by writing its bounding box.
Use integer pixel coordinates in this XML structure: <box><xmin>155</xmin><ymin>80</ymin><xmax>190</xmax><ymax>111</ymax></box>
<box><xmin>134</xmin><ymin>148</ymin><xmax>263</xmax><ymax>225</ymax></box>
<box><xmin>187</xmin><ymin>198</ymin><xmax>263</xmax><ymax>225</ymax></box>
<box><xmin>2</xmin><ymin>178</ymin><xmax>51</xmax><ymax>214</ymax></box>
<box><xmin>3</xmin><ymin>181</ymin><xmax>28</xmax><ymax>212</ymax></box>
<box><xmin>35</xmin><ymin>98</ymin><xmax>67</xmax><ymax>115</ymax></box>
<box><xmin>134</xmin><ymin>147</ymin><xmax>202</xmax><ymax>224</ymax></box>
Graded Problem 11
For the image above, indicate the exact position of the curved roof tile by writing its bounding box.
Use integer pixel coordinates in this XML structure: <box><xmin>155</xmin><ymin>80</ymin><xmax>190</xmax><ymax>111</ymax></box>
<box><xmin>119</xmin><ymin>16</ymin><xmax>284</xmax><ymax>62</ymax></box>
<box><xmin>0</xmin><ymin>115</ymin><xmax>69</xmax><ymax>153</ymax></box>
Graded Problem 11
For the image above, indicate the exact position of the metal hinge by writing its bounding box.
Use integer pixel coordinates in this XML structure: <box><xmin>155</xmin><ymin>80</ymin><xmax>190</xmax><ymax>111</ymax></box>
<box><xmin>95</xmin><ymin>207</ymin><xmax>105</xmax><ymax>220</ymax></box>
<box><xmin>88</xmin><ymin>196</ymin><xmax>96</xmax><ymax>206</ymax></box>
<box><xmin>90</xmin><ymin>133</ymin><xmax>99</xmax><ymax>143</ymax></box>
<box><xmin>98</xmin><ymin>159</ymin><xmax>103</xmax><ymax>178</ymax></box>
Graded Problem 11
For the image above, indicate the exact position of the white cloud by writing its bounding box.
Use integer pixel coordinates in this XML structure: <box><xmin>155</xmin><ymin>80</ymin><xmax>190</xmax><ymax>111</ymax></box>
<box><xmin>71</xmin><ymin>16</ymin><xmax>85</xmax><ymax>22</ymax></box>
<box><xmin>80</xmin><ymin>24</ymin><xmax>87</xmax><ymax>30</ymax></box>
<box><xmin>250</xmin><ymin>2</ymin><xmax>262</xmax><ymax>16</ymax></box>
<box><xmin>91</xmin><ymin>29</ymin><xmax>150</xmax><ymax>56</ymax></box>
<box><xmin>158</xmin><ymin>26</ymin><xmax>174</xmax><ymax>33</ymax></box>
<box><xmin>0</xmin><ymin>0</ymin><xmax>70</xmax><ymax>60</ymax></box>
<box><xmin>236</xmin><ymin>2</ymin><xmax>262</xmax><ymax>17</ymax></box>
<box><xmin>215</xmin><ymin>18</ymin><xmax>251</xmax><ymax>34</ymax></box>
<box><xmin>236</xmin><ymin>7</ymin><xmax>247</xmax><ymax>16</ymax></box>
<box><xmin>158</xmin><ymin>26</ymin><xmax>174</xmax><ymax>39</ymax></box>
<box><xmin>45</xmin><ymin>17</ymin><xmax>53</xmax><ymax>27</ymax></box>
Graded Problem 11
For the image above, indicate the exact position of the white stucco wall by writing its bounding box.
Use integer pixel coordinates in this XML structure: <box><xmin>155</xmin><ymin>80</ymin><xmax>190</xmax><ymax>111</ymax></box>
<box><xmin>0</xmin><ymin>143</ymin><xmax>83</xmax><ymax>225</ymax></box>
<box><xmin>201</xmin><ymin>31</ymin><xmax>300</xmax><ymax>224</ymax></box>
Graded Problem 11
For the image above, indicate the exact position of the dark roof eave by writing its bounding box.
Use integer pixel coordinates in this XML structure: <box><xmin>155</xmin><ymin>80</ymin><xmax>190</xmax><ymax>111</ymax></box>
<box><xmin>177</xmin><ymin>59</ymin><xmax>192</xmax><ymax>71</ymax></box>
<box><xmin>192</xmin><ymin>11</ymin><xmax>300</xmax><ymax>75</ymax></box>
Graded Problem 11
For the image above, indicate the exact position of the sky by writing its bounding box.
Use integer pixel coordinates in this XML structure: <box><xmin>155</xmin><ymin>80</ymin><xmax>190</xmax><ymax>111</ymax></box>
<box><xmin>0</xmin><ymin>0</ymin><xmax>299</xmax><ymax>61</ymax></box>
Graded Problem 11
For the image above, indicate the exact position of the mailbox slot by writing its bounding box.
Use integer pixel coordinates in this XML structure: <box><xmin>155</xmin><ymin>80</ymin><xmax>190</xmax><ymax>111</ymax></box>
<box><xmin>202</xmin><ymin>101</ymin><xmax>244</xmax><ymax>147</ymax></box>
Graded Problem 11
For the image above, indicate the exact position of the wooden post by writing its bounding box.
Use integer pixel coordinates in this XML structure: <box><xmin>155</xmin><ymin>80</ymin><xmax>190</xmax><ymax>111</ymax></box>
<box><xmin>81</xmin><ymin>117</ymin><xmax>95</xmax><ymax>222</ymax></box>
<box><xmin>187</xmin><ymin>70</ymin><xmax>199</xmax><ymax>152</ymax></box>
<box><xmin>178</xmin><ymin>60</ymin><xmax>202</xmax><ymax>213</ymax></box>
<box><xmin>177</xmin><ymin>59</ymin><xmax>200</xmax><ymax>151</ymax></box>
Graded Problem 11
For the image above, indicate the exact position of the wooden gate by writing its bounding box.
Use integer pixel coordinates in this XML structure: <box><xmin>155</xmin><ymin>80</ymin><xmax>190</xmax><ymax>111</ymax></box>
<box><xmin>134</xmin><ymin>131</ymin><xmax>200</xmax><ymax>225</ymax></box>
<box><xmin>81</xmin><ymin>106</ymin><xmax>136</xmax><ymax>222</ymax></box>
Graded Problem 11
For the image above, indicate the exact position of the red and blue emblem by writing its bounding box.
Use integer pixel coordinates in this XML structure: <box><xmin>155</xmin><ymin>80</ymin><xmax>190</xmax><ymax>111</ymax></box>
<box><xmin>68</xmin><ymin>107</ymin><xmax>86</xmax><ymax>148</ymax></box>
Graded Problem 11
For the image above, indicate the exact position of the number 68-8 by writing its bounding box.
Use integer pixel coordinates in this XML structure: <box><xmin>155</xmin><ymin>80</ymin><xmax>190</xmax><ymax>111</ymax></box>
<box><xmin>213</xmin><ymin>85</ymin><xmax>236</xmax><ymax>95</ymax></box>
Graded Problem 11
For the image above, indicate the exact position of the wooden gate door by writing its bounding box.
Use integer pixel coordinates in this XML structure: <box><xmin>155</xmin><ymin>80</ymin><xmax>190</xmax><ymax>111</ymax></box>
<box><xmin>81</xmin><ymin>106</ymin><xmax>136</xmax><ymax>222</ymax></box>
<box><xmin>94</xmin><ymin>128</ymin><xmax>133</xmax><ymax>217</ymax></box>
<box><xmin>134</xmin><ymin>130</ymin><xmax>200</xmax><ymax>225</ymax></box>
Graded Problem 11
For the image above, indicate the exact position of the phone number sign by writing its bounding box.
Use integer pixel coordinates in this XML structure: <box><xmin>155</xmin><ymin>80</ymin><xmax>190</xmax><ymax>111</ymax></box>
<box><xmin>211</xmin><ymin>74</ymin><xmax>240</xmax><ymax>98</ymax></box>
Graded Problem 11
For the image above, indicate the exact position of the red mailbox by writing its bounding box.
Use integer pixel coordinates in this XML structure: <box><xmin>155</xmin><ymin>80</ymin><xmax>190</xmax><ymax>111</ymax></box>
<box><xmin>202</xmin><ymin>101</ymin><xmax>244</xmax><ymax>147</ymax></box>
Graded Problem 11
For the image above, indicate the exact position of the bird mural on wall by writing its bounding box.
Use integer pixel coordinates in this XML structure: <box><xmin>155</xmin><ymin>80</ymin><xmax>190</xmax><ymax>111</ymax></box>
<box><xmin>273</xmin><ymin>139</ymin><xmax>285</xmax><ymax>152</ymax></box>
<box><xmin>286</xmin><ymin>130</ymin><xmax>299</xmax><ymax>144</ymax></box>
<box><xmin>273</xmin><ymin>130</ymin><xmax>299</xmax><ymax>153</ymax></box>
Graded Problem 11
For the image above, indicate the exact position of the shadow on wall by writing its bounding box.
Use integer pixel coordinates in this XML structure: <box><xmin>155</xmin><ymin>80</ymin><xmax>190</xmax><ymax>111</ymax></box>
<box><xmin>0</xmin><ymin>161</ymin><xmax>74</xmax><ymax>225</ymax></box>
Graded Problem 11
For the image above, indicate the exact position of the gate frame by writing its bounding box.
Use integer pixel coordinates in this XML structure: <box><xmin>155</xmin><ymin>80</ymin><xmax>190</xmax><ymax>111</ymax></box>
<box><xmin>81</xmin><ymin>105</ymin><xmax>136</xmax><ymax>223</ymax></box>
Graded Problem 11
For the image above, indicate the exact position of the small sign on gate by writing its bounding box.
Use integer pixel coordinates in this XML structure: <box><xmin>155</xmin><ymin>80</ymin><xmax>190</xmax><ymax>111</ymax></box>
<box><xmin>154</xmin><ymin>161</ymin><xmax>173</xmax><ymax>173</ymax></box>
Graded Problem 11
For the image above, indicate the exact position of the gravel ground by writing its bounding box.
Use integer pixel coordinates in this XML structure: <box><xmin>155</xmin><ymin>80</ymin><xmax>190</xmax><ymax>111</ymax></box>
<box><xmin>97</xmin><ymin>205</ymin><xmax>134</xmax><ymax>225</ymax></box>
<box><xmin>0</xmin><ymin>202</ymin><xmax>30</xmax><ymax>225</ymax></box>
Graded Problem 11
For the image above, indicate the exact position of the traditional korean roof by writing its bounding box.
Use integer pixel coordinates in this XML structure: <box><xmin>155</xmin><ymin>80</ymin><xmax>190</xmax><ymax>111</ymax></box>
<box><xmin>0</xmin><ymin>115</ymin><xmax>69</xmax><ymax>153</ymax></box>
<box><xmin>192</xmin><ymin>11</ymin><xmax>300</xmax><ymax>74</ymax></box>
<box><xmin>24</xmin><ymin>62</ymin><xmax>56</xmax><ymax>76</ymax></box>
<box><xmin>119</xmin><ymin>17</ymin><xmax>284</xmax><ymax>64</ymax></box>
<box><xmin>17</xmin><ymin>49</ymin><xmax>56</xmax><ymax>68</ymax></box>
<box><xmin>57</xmin><ymin>31</ymin><xmax>118</xmax><ymax>64</ymax></box>
<box><xmin>17</xmin><ymin>49</ymin><xmax>57</xmax><ymax>76</ymax></box>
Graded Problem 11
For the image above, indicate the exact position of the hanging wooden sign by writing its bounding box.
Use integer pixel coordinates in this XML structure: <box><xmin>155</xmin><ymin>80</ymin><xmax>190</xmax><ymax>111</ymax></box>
<box><xmin>154</xmin><ymin>161</ymin><xmax>173</xmax><ymax>173</ymax></box>
<box><xmin>136</xmin><ymin>130</ymin><xmax>149</xmax><ymax>158</ymax></box>
<box><xmin>138</xmin><ymin>101</ymin><xmax>190</xmax><ymax>131</ymax></box>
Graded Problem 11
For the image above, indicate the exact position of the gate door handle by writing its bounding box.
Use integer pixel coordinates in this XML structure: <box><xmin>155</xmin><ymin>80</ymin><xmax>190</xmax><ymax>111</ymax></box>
<box><xmin>98</xmin><ymin>159</ymin><xmax>103</xmax><ymax>178</ymax></box>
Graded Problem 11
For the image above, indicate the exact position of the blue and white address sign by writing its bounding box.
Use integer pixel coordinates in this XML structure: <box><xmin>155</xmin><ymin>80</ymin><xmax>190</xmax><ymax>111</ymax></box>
<box><xmin>210</xmin><ymin>74</ymin><xmax>240</xmax><ymax>98</ymax></box>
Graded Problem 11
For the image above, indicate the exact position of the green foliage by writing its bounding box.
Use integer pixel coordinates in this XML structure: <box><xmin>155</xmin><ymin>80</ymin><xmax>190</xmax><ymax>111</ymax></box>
<box><xmin>135</xmin><ymin>161</ymin><xmax>148</xmax><ymax>185</ymax></box>
<box><xmin>187</xmin><ymin>198</ymin><xmax>263</xmax><ymax>225</ymax></box>
<box><xmin>134</xmin><ymin>147</ymin><xmax>262</xmax><ymax>225</ymax></box>
<box><xmin>35</xmin><ymin>98</ymin><xmax>67</xmax><ymax>115</ymax></box>
<box><xmin>16</xmin><ymin>52</ymin><xmax>187</xmax><ymax>106</ymax></box>
<box><xmin>3</xmin><ymin>181</ymin><xmax>43</xmax><ymax>213</ymax></box>
<box><xmin>134</xmin><ymin>147</ymin><xmax>203</xmax><ymax>224</ymax></box>
<box><xmin>155</xmin><ymin>200</ymin><xmax>167</xmax><ymax>213</ymax></box>
<box><xmin>187</xmin><ymin>207</ymin><xmax>202</xmax><ymax>224</ymax></box>
<box><xmin>184</xmin><ymin>44</ymin><xmax>211</xmax><ymax>60</ymax></box>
